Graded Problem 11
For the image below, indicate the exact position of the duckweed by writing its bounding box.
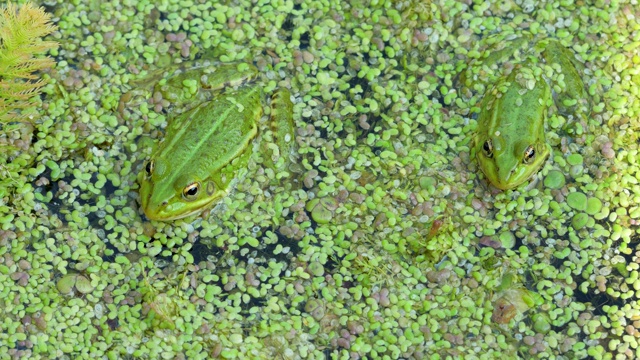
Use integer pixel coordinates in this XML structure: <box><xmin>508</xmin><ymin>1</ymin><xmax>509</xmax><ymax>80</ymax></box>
<box><xmin>571</xmin><ymin>213</ymin><xmax>590</xmax><ymax>230</ymax></box>
<box><xmin>1</xmin><ymin>0</ymin><xmax>637</xmax><ymax>359</ymax></box>
<box><xmin>567</xmin><ymin>192</ymin><xmax>588</xmax><ymax>211</ymax></box>
<box><xmin>544</xmin><ymin>170</ymin><xmax>566</xmax><ymax>189</ymax></box>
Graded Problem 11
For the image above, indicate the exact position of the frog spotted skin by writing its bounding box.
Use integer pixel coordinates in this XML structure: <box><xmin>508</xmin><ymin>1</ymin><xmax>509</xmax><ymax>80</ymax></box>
<box><xmin>138</xmin><ymin>63</ymin><xmax>296</xmax><ymax>221</ymax></box>
<box><xmin>465</xmin><ymin>36</ymin><xmax>590</xmax><ymax>190</ymax></box>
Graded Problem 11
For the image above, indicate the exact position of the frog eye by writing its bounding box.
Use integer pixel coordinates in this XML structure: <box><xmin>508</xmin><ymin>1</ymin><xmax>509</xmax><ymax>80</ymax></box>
<box><xmin>183</xmin><ymin>183</ymin><xmax>200</xmax><ymax>200</ymax></box>
<box><xmin>145</xmin><ymin>160</ymin><xmax>154</xmax><ymax>176</ymax></box>
<box><xmin>482</xmin><ymin>140</ymin><xmax>493</xmax><ymax>158</ymax></box>
<box><xmin>523</xmin><ymin>146</ymin><xmax>536</xmax><ymax>164</ymax></box>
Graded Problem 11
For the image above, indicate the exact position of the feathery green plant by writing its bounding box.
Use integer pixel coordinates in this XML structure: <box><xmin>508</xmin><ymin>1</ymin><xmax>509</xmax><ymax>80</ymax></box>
<box><xmin>0</xmin><ymin>1</ymin><xmax>58</xmax><ymax>123</ymax></box>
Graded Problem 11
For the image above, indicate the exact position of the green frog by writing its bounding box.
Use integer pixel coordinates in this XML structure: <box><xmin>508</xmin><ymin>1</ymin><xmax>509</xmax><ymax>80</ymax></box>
<box><xmin>138</xmin><ymin>62</ymin><xmax>296</xmax><ymax>221</ymax></box>
<box><xmin>464</xmin><ymin>36</ymin><xmax>590</xmax><ymax>190</ymax></box>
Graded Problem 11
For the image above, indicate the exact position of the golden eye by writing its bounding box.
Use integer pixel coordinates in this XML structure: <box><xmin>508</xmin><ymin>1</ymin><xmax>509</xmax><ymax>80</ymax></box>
<box><xmin>482</xmin><ymin>140</ymin><xmax>493</xmax><ymax>158</ymax></box>
<box><xmin>523</xmin><ymin>145</ymin><xmax>535</xmax><ymax>164</ymax></box>
<box><xmin>183</xmin><ymin>183</ymin><xmax>200</xmax><ymax>199</ymax></box>
<box><xmin>145</xmin><ymin>160</ymin><xmax>154</xmax><ymax>176</ymax></box>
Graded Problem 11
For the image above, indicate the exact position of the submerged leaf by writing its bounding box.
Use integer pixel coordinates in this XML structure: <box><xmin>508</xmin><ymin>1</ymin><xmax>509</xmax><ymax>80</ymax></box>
<box><xmin>0</xmin><ymin>1</ymin><xmax>58</xmax><ymax>123</ymax></box>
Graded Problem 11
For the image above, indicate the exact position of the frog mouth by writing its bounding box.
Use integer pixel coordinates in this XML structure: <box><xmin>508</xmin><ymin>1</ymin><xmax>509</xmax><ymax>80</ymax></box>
<box><xmin>143</xmin><ymin>188</ymin><xmax>230</xmax><ymax>221</ymax></box>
